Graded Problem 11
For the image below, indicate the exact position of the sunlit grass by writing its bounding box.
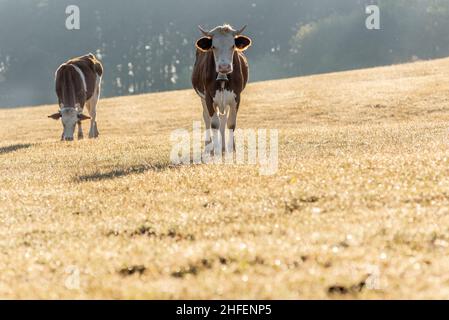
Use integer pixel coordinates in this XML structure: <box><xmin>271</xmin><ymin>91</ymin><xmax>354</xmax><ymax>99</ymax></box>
<box><xmin>1</xmin><ymin>58</ymin><xmax>449</xmax><ymax>299</ymax></box>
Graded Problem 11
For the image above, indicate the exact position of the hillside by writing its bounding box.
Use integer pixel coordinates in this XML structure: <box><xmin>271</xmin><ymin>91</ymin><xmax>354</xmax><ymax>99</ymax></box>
<box><xmin>1</xmin><ymin>58</ymin><xmax>449</xmax><ymax>299</ymax></box>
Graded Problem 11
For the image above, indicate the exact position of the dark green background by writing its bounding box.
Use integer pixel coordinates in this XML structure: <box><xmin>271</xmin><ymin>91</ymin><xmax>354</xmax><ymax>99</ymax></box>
<box><xmin>0</xmin><ymin>0</ymin><xmax>448</xmax><ymax>107</ymax></box>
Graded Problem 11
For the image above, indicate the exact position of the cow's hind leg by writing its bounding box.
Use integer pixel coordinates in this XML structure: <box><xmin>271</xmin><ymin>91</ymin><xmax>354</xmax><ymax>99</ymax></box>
<box><xmin>87</xmin><ymin>76</ymin><xmax>101</xmax><ymax>139</ymax></box>
<box><xmin>87</xmin><ymin>99</ymin><xmax>99</xmax><ymax>139</ymax></box>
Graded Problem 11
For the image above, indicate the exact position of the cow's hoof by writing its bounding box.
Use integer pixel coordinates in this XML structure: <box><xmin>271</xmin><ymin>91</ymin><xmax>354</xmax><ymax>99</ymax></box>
<box><xmin>89</xmin><ymin>130</ymin><xmax>99</xmax><ymax>139</ymax></box>
<box><xmin>224</xmin><ymin>151</ymin><xmax>235</xmax><ymax>160</ymax></box>
<box><xmin>78</xmin><ymin>135</ymin><xmax>84</xmax><ymax>140</ymax></box>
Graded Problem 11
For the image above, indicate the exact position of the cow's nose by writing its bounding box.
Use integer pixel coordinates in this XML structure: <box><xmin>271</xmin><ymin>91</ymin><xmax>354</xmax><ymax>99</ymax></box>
<box><xmin>218</xmin><ymin>64</ymin><xmax>232</xmax><ymax>74</ymax></box>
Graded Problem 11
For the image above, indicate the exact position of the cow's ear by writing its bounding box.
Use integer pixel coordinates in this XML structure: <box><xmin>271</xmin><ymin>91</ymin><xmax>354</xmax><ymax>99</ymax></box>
<box><xmin>78</xmin><ymin>114</ymin><xmax>91</xmax><ymax>121</ymax></box>
<box><xmin>48</xmin><ymin>112</ymin><xmax>61</xmax><ymax>120</ymax></box>
<box><xmin>235</xmin><ymin>36</ymin><xmax>252</xmax><ymax>51</ymax></box>
<box><xmin>196</xmin><ymin>37</ymin><xmax>213</xmax><ymax>52</ymax></box>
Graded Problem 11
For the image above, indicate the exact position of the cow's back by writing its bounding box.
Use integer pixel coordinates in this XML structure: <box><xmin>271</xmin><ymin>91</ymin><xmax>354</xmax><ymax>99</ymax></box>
<box><xmin>66</xmin><ymin>54</ymin><xmax>103</xmax><ymax>101</ymax></box>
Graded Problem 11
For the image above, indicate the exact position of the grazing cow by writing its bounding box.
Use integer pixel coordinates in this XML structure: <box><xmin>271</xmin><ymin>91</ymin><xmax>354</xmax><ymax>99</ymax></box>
<box><xmin>192</xmin><ymin>24</ymin><xmax>252</xmax><ymax>154</ymax></box>
<box><xmin>49</xmin><ymin>53</ymin><xmax>103</xmax><ymax>141</ymax></box>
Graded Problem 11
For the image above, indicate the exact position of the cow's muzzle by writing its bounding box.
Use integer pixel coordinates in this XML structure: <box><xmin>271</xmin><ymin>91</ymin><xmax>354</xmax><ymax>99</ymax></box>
<box><xmin>218</xmin><ymin>64</ymin><xmax>232</xmax><ymax>74</ymax></box>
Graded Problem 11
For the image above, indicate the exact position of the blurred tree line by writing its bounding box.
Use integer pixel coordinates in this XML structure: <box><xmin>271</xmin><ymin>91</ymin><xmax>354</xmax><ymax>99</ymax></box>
<box><xmin>0</xmin><ymin>0</ymin><xmax>448</xmax><ymax>107</ymax></box>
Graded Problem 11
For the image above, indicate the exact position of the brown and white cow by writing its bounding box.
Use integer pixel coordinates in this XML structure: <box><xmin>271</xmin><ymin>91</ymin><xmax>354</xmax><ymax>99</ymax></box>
<box><xmin>49</xmin><ymin>53</ymin><xmax>103</xmax><ymax>141</ymax></box>
<box><xmin>192</xmin><ymin>24</ymin><xmax>252</xmax><ymax>154</ymax></box>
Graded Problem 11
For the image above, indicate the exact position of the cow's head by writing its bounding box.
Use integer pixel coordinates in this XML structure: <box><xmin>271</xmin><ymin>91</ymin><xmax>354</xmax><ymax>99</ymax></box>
<box><xmin>196</xmin><ymin>24</ymin><xmax>252</xmax><ymax>75</ymax></box>
<box><xmin>48</xmin><ymin>106</ymin><xmax>90</xmax><ymax>141</ymax></box>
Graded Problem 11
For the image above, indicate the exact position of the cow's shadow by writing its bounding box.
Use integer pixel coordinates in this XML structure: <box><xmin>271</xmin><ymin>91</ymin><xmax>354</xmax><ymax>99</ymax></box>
<box><xmin>76</xmin><ymin>162</ymin><xmax>177</xmax><ymax>182</ymax></box>
<box><xmin>0</xmin><ymin>143</ymin><xmax>32</xmax><ymax>155</ymax></box>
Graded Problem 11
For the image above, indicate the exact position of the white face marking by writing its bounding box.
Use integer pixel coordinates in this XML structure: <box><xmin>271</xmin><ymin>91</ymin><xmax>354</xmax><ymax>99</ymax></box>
<box><xmin>71</xmin><ymin>65</ymin><xmax>87</xmax><ymax>93</ymax></box>
<box><xmin>213</xmin><ymin>89</ymin><xmax>236</xmax><ymax>115</ymax></box>
<box><xmin>60</xmin><ymin>107</ymin><xmax>79</xmax><ymax>141</ymax></box>
<box><xmin>211</xmin><ymin>33</ymin><xmax>235</xmax><ymax>74</ymax></box>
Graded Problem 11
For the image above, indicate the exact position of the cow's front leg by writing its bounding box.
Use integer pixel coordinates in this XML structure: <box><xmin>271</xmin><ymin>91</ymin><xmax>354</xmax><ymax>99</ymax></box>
<box><xmin>211</xmin><ymin>111</ymin><xmax>222</xmax><ymax>157</ymax></box>
<box><xmin>219</xmin><ymin>112</ymin><xmax>228</xmax><ymax>154</ymax></box>
<box><xmin>205</xmin><ymin>96</ymin><xmax>222</xmax><ymax>158</ymax></box>
<box><xmin>77</xmin><ymin>121</ymin><xmax>84</xmax><ymax>140</ymax></box>
<box><xmin>202</xmin><ymin>99</ymin><xmax>213</xmax><ymax>154</ymax></box>
<box><xmin>226</xmin><ymin>103</ymin><xmax>238</xmax><ymax>153</ymax></box>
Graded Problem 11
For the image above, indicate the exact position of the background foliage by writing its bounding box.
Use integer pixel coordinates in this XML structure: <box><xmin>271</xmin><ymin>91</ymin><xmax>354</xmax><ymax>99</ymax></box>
<box><xmin>0</xmin><ymin>0</ymin><xmax>448</xmax><ymax>107</ymax></box>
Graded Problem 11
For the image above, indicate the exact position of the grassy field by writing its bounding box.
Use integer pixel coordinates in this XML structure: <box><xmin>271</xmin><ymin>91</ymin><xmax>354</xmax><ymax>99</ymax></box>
<box><xmin>1</xmin><ymin>58</ymin><xmax>449</xmax><ymax>299</ymax></box>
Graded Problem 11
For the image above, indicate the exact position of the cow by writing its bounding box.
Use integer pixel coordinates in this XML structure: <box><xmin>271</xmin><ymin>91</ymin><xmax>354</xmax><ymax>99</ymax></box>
<box><xmin>48</xmin><ymin>53</ymin><xmax>103</xmax><ymax>141</ymax></box>
<box><xmin>192</xmin><ymin>24</ymin><xmax>252</xmax><ymax>155</ymax></box>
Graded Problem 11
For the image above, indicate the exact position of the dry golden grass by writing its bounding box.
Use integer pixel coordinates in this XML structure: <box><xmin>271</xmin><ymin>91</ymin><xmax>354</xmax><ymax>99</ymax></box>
<box><xmin>1</xmin><ymin>58</ymin><xmax>449</xmax><ymax>299</ymax></box>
